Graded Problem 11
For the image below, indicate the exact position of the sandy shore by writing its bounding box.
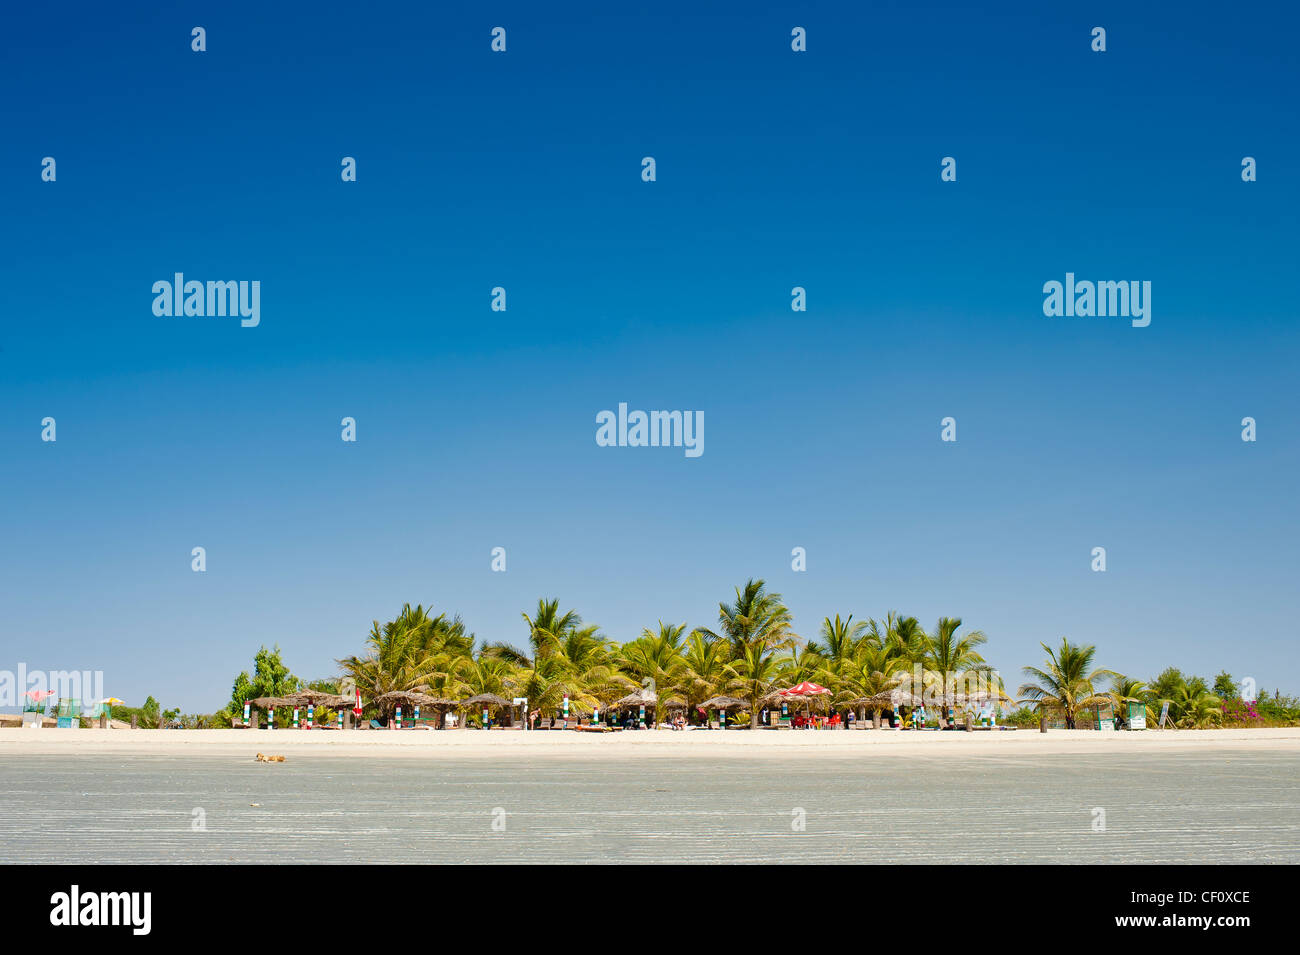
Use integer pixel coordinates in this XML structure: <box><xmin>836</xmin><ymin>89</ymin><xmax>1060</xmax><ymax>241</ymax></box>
<box><xmin>3</xmin><ymin>726</ymin><xmax>1297</xmax><ymax>759</ymax></box>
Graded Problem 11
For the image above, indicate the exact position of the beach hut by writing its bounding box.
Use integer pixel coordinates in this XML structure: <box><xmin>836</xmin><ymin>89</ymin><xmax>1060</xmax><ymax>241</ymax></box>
<box><xmin>700</xmin><ymin>695</ymin><xmax>747</xmax><ymax>729</ymax></box>
<box><xmin>610</xmin><ymin>687</ymin><xmax>658</xmax><ymax>727</ymax></box>
<box><xmin>250</xmin><ymin>695</ymin><xmax>293</xmax><ymax>729</ymax></box>
<box><xmin>374</xmin><ymin>690</ymin><xmax>456</xmax><ymax>728</ymax></box>
<box><xmin>461</xmin><ymin>693</ymin><xmax>514</xmax><ymax>729</ymax></box>
<box><xmin>279</xmin><ymin>689</ymin><xmax>356</xmax><ymax>729</ymax></box>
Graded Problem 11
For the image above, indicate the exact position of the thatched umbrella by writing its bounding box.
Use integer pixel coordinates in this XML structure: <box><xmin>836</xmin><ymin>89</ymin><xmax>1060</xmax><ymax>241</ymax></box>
<box><xmin>701</xmin><ymin>695</ymin><xmax>747</xmax><ymax>710</ymax></box>
<box><xmin>463</xmin><ymin>692</ymin><xmax>511</xmax><ymax>708</ymax></box>
<box><xmin>461</xmin><ymin>693</ymin><xmax>515</xmax><ymax>729</ymax></box>
<box><xmin>281</xmin><ymin>689</ymin><xmax>353</xmax><ymax>709</ymax></box>
<box><xmin>699</xmin><ymin>695</ymin><xmax>747</xmax><ymax>729</ymax></box>
<box><xmin>843</xmin><ymin>689</ymin><xmax>921</xmax><ymax>727</ymax></box>
<box><xmin>611</xmin><ymin>687</ymin><xmax>658</xmax><ymax>709</ymax></box>
<box><xmin>375</xmin><ymin>689</ymin><xmax>452</xmax><ymax>707</ymax></box>
<box><xmin>608</xmin><ymin>687</ymin><xmax>659</xmax><ymax>726</ymax></box>
<box><xmin>374</xmin><ymin>690</ymin><xmax>456</xmax><ymax>726</ymax></box>
<box><xmin>250</xmin><ymin>695</ymin><xmax>290</xmax><ymax>708</ymax></box>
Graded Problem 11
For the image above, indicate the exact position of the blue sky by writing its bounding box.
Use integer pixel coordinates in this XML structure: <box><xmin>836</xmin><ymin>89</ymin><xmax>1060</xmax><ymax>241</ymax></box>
<box><xmin>2</xmin><ymin>1</ymin><xmax>1297</xmax><ymax>711</ymax></box>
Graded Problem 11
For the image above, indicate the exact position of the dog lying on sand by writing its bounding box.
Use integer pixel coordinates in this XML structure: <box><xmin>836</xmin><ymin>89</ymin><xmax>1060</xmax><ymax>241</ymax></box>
<box><xmin>255</xmin><ymin>753</ymin><xmax>286</xmax><ymax>762</ymax></box>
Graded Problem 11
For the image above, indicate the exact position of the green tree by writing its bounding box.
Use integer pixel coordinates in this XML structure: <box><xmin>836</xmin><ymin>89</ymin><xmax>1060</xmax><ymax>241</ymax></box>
<box><xmin>679</xmin><ymin>629</ymin><xmax>733</xmax><ymax>717</ymax></box>
<box><xmin>1018</xmin><ymin>639</ymin><xmax>1117</xmax><ymax>729</ymax></box>
<box><xmin>697</xmin><ymin>579</ymin><xmax>797</xmax><ymax>728</ymax></box>
<box><xmin>835</xmin><ymin>641</ymin><xmax>905</xmax><ymax>727</ymax></box>
<box><xmin>923</xmin><ymin>617</ymin><xmax>992</xmax><ymax>726</ymax></box>
<box><xmin>1106</xmin><ymin>674</ymin><xmax>1149</xmax><ymax>725</ymax></box>
<box><xmin>618</xmin><ymin>621</ymin><xmax>688</xmax><ymax>722</ymax></box>
<box><xmin>1213</xmin><ymin>671</ymin><xmax>1239</xmax><ymax>700</ymax></box>
<box><xmin>336</xmin><ymin>605</ymin><xmax>471</xmax><ymax>710</ymax></box>
<box><xmin>808</xmin><ymin>614</ymin><xmax>868</xmax><ymax>666</ymax></box>
<box><xmin>229</xmin><ymin>644</ymin><xmax>301</xmax><ymax>721</ymax></box>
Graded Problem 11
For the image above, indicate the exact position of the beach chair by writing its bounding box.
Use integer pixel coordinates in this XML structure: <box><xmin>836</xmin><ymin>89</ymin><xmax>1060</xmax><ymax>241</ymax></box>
<box><xmin>538</xmin><ymin>718</ymin><xmax>551</xmax><ymax>730</ymax></box>
<box><xmin>708</xmin><ymin>720</ymin><xmax>720</xmax><ymax>730</ymax></box>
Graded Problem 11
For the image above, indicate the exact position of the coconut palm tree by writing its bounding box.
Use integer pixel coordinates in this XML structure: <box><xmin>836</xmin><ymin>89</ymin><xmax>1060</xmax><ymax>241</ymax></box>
<box><xmin>553</xmin><ymin>624</ymin><xmax>627</xmax><ymax>707</ymax></box>
<box><xmin>1106</xmin><ymin>674</ymin><xmax>1149</xmax><ymax>727</ymax></box>
<box><xmin>679</xmin><ymin>628</ymin><xmax>732</xmax><ymax>717</ymax></box>
<box><xmin>783</xmin><ymin>643</ymin><xmax>831</xmax><ymax>687</ymax></box>
<box><xmin>1172</xmin><ymin>684</ymin><xmax>1223</xmax><ymax>728</ymax></box>
<box><xmin>700</xmin><ymin>578</ymin><xmax>797</xmax><ymax>658</ymax></box>
<box><xmin>482</xmin><ymin>598</ymin><xmax>598</xmax><ymax>719</ymax></box>
<box><xmin>618</xmin><ymin>621</ymin><xmax>688</xmax><ymax>723</ymax></box>
<box><xmin>1018</xmin><ymin>639</ymin><xmax>1118</xmax><ymax>728</ymax></box>
<box><xmin>337</xmin><ymin>604</ymin><xmax>472</xmax><ymax>704</ymax></box>
<box><xmin>697</xmin><ymin>579</ymin><xmax>798</xmax><ymax>728</ymax></box>
<box><xmin>808</xmin><ymin>614</ymin><xmax>868</xmax><ymax>665</ymax></box>
<box><xmin>835</xmin><ymin>642</ymin><xmax>906</xmax><ymax>727</ymax></box>
<box><xmin>516</xmin><ymin>598</ymin><xmax>583</xmax><ymax>659</ymax></box>
<box><xmin>726</xmin><ymin>640</ymin><xmax>790</xmax><ymax>728</ymax></box>
<box><xmin>924</xmin><ymin>617</ymin><xmax>993</xmax><ymax>727</ymax></box>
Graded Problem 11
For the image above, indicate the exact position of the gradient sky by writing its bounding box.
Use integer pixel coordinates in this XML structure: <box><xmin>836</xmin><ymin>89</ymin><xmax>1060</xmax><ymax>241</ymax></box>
<box><xmin>2</xmin><ymin>1</ymin><xmax>1297</xmax><ymax>712</ymax></box>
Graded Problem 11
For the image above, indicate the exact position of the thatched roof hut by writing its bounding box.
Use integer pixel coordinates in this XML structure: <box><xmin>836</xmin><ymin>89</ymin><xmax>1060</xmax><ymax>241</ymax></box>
<box><xmin>374</xmin><ymin>690</ymin><xmax>456</xmax><ymax>710</ymax></box>
<box><xmin>611</xmin><ymin>688</ymin><xmax>658</xmax><ymax>710</ymax></box>
<box><xmin>281</xmin><ymin>689</ymin><xmax>354</xmax><ymax>708</ymax></box>
<box><xmin>463</xmin><ymin>693</ymin><xmax>513</xmax><ymax>709</ymax></box>
<box><xmin>249</xmin><ymin>695</ymin><xmax>289</xmax><ymax>709</ymax></box>
<box><xmin>700</xmin><ymin>695</ymin><xmax>747</xmax><ymax>711</ymax></box>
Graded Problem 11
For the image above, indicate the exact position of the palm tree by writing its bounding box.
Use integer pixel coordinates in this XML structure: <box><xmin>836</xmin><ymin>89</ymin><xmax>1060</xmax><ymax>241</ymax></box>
<box><xmin>726</xmin><ymin>640</ymin><xmax>789</xmax><ymax>727</ymax></box>
<box><xmin>697</xmin><ymin>579</ymin><xmax>798</xmax><ymax>728</ymax></box>
<box><xmin>808</xmin><ymin>614</ymin><xmax>868</xmax><ymax>665</ymax></box>
<box><xmin>516</xmin><ymin>598</ymin><xmax>583</xmax><ymax>660</ymax></box>
<box><xmin>337</xmin><ymin>604</ymin><xmax>473</xmax><ymax>712</ymax></box>
<box><xmin>679</xmin><ymin>629</ymin><xmax>732</xmax><ymax>717</ymax></box>
<box><xmin>483</xmin><ymin>598</ymin><xmax>595</xmax><ymax>720</ymax></box>
<box><xmin>835</xmin><ymin>642</ymin><xmax>906</xmax><ymax>727</ymax></box>
<box><xmin>1106</xmin><ymin>674</ymin><xmax>1149</xmax><ymax>727</ymax></box>
<box><xmin>924</xmin><ymin>617</ymin><xmax>992</xmax><ymax>727</ymax></box>
<box><xmin>619</xmin><ymin>621</ymin><xmax>688</xmax><ymax>723</ymax></box>
<box><xmin>700</xmin><ymin>578</ymin><xmax>797</xmax><ymax>658</ymax></box>
<box><xmin>1172</xmin><ymin>684</ymin><xmax>1223</xmax><ymax>728</ymax></box>
<box><xmin>1018</xmin><ymin>639</ymin><xmax>1118</xmax><ymax>728</ymax></box>
<box><xmin>553</xmin><ymin>624</ymin><xmax>626</xmax><ymax>708</ymax></box>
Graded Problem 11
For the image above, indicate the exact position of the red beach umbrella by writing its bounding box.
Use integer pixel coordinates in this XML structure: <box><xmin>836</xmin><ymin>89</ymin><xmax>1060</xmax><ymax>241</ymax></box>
<box><xmin>353</xmin><ymin>689</ymin><xmax>363</xmax><ymax>717</ymax></box>
<box><xmin>783</xmin><ymin>681</ymin><xmax>831</xmax><ymax>697</ymax></box>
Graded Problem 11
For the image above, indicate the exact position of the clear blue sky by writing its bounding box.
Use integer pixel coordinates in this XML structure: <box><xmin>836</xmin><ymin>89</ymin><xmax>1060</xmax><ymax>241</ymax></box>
<box><xmin>2</xmin><ymin>1</ymin><xmax>1297</xmax><ymax>712</ymax></box>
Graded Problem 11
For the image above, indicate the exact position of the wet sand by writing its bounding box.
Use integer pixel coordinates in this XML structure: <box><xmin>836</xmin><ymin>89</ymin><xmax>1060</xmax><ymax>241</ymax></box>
<box><xmin>1</xmin><ymin>728</ymin><xmax>1296</xmax><ymax>863</ymax></box>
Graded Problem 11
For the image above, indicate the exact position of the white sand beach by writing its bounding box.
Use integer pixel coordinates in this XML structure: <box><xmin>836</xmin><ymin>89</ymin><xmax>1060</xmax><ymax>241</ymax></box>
<box><xmin>3</xmin><ymin>725</ymin><xmax>1297</xmax><ymax>759</ymax></box>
